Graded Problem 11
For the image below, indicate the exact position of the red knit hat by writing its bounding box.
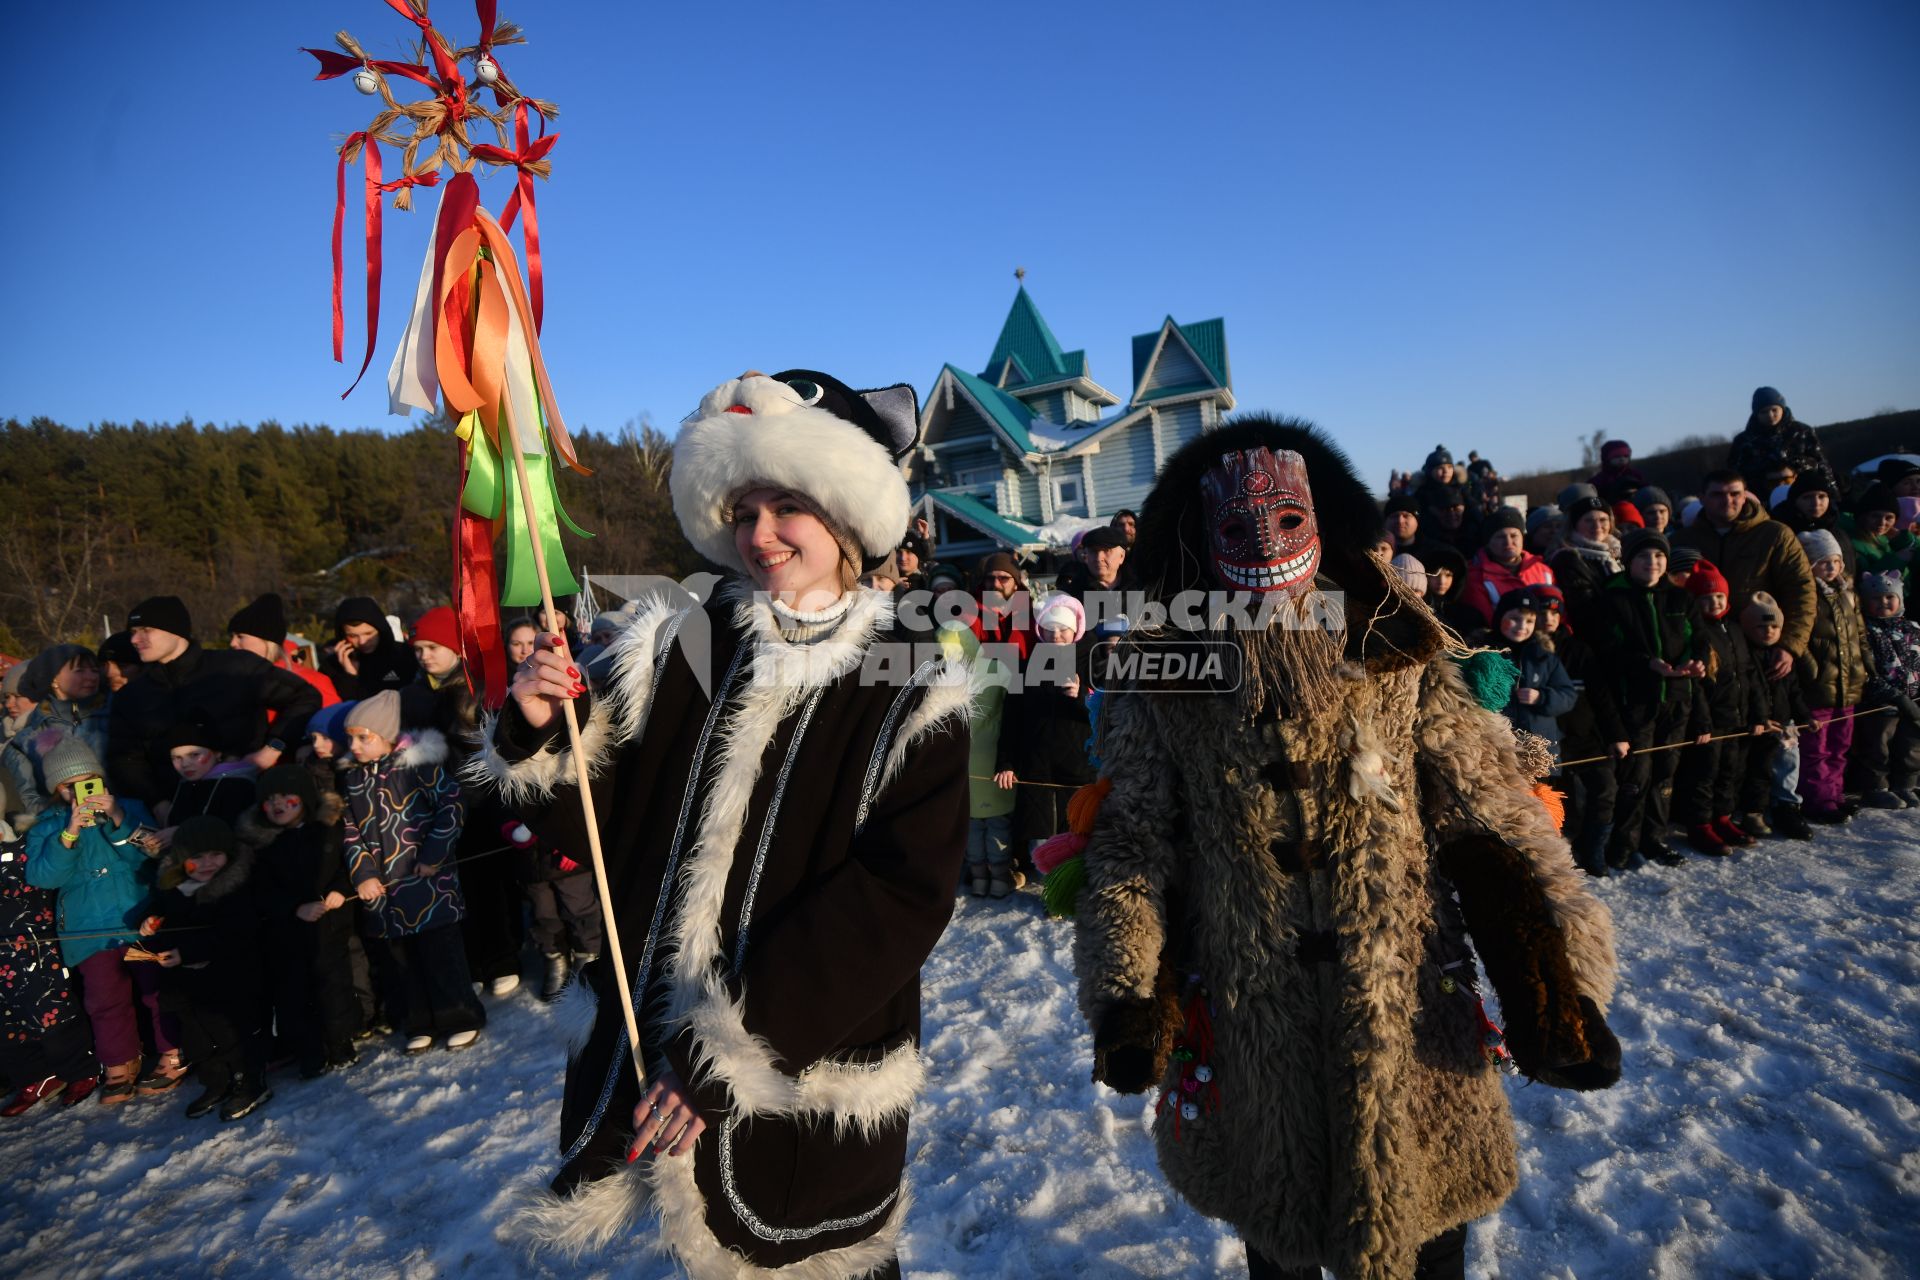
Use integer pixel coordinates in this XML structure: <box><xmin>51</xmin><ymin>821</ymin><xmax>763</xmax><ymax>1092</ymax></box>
<box><xmin>1612</xmin><ymin>500</ymin><xmax>1646</xmax><ymax>529</ymax></box>
<box><xmin>409</xmin><ymin>605</ymin><xmax>460</xmax><ymax>652</ymax></box>
<box><xmin>1686</xmin><ymin>560</ymin><xmax>1730</xmax><ymax>599</ymax></box>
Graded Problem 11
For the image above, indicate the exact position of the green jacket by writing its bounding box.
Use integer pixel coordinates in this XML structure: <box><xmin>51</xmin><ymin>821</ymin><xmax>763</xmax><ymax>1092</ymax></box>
<box><xmin>937</xmin><ymin>627</ymin><xmax>1014</xmax><ymax>819</ymax></box>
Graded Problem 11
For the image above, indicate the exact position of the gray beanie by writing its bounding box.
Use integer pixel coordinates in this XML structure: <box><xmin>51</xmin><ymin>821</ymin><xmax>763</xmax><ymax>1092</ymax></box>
<box><xmin>1859</xmin><ymin>570</ymin><xmax>1905</xmax><ymax>600</ymax></box>
<box><xmin>344</xmin><ymin>690</ymin><xmax>402</xmax><ymax>744</ymax></box>
<box><xmin>1390</xmin><ymin>554</ymin><xmax>1428</xmax><ymax>595</ymax></box>
<box><xmin>1633</xmin><ymin>486</ymin><xmax>1673</xmax><ymax>514</ymax></box>
<box><xmin>43</xmin><ymin>734</ymin><xmax>105</xmax><ymax>790</ymax></box>
<box><xmin>1526</xmin><ymin>504</ymin><xmax>1563</xmax><ymax>536</ymax></box>
<box><xmin>1</xmin><ymin>663</ymin><xmax>25</xmax><ymax>699</ymax></box>
<box><xmin>1797</xmin><ymin>529</ymin><xmax>1843</xmax><ymax>564</ymax></box>
<box><xmin>1669</xmin><ymin>545</ymin><xmax>1703</xmax><ymax>572</ymax></box>
<box><xmin>1557</xmin><ymin>481</ymin><xmax>1600</xmax><ymax>511</ymax></box>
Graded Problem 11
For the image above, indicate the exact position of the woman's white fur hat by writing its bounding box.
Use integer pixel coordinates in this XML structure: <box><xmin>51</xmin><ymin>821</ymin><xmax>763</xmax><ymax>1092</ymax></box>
<box><xmin>671</xmin><ymin>370</ymin><xmax>920</xmax><ymax>575</ymax></box>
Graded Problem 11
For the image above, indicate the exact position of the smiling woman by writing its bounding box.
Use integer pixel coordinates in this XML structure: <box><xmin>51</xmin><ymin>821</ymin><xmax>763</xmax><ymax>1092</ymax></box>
<box><xmin>478</xmin><ymin>370</ymin><xmax>974</xmax><ymax>1278</ymax></box>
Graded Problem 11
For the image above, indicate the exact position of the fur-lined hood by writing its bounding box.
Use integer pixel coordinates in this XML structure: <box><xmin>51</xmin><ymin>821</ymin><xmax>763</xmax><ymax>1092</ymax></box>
<box><xmin>235</xmin><ymin>790</ymin><xmax>345</xmax><ymax>852</ymax></box>
<box><xmin>155</xmin><ymin>841</ymin><xmax>256</xmax><ymax>899</ymax></box>
<box><xmin>344</xmin><ymin>727</ymin><xmax>450</xmax><ymax>773</ymax></box>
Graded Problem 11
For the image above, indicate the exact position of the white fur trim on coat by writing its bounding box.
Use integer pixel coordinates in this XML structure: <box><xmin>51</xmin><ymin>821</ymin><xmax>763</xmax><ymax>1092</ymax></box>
<box><xmin>548</xmin><ymin>972</ymin><xmax>599</xmax><ymax>1060</ymax></box>
<box><xmin>506</xmin><ymin>1156</ymin><xmax>909</xmax><ymax>1279</ymax></box>
<box><xmin>464</xmin><ymin>596</ymin><xmax>686</xmax><ymax>807</ymax></box>
<box><xmin>393</xmin><ymin>727</ymin><xmax>449</xmax><ymax>769</ymax></box>
<box><xmin>671</xmin><ymin>375</ymin><xmax>910</xmax><ymax>575</ymax></box>
<box><xmin>663</xmin><ymin>584</ymin><xmax>927</xmax><ymax>1137</ymax></box>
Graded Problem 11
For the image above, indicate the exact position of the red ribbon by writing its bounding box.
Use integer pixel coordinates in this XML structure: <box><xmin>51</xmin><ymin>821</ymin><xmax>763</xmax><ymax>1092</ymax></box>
<box><xmin>469</xmin><ymin>103</ymin><xmax>557</xmax><ymax>332</ymax></box>
<box><xmin>302</xmin><ymin>47</ymin><xmax>437</xmax><ymax>91</ymax></box>
<box><xmin>381</xmin><ymin>0</ymin><xmax>467</xmax><ymax>119</ymax></box>
<box><xmin>454</xmin><ymin>456</ymin><xmax>508</xmax><ymax>709</ymax></box>
<box><xmin>330</xmin><ymin>135</ymin><xmax>441</xmax><ymax>400</ymax></box>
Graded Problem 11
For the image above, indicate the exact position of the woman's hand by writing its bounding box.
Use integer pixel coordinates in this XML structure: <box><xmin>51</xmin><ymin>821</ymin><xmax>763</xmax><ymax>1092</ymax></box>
<box><xmin>355</xmin><ymin>878</ymin><xmax>385</xmax><ymax>904</ymax></box>
<box><xmin>510</xmin><ymin>633</ymin><xmax>583</xmax><ymax>733</ymax></box>
<box><xmin>629</xmin><ymin>1068</ymin><xmax>706</xmax><ymax>1160</ymax></box>
<box><xmin>993</xmin><ymin>770</ymin><xmax>1017</xmax><ymax>791</ymax></box>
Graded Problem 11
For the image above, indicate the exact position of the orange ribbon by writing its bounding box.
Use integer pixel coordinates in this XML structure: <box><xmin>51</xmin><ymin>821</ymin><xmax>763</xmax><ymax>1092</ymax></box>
<box><xmin>432</xmin><ymin>210</ymin><xmax>589</xmax><ymax>477</ymax></box>
<box><xmin>469</xmin><ymin>102</ymin><xmax>557</xmax><ymax>332</ymax></box>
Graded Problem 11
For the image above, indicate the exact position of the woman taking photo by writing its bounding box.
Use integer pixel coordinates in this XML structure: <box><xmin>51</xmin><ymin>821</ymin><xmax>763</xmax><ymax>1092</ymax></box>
<box><xmin>481</xmin><ymin>370</ymin><xmax>971</xmax><ymax>1278</ymax></box>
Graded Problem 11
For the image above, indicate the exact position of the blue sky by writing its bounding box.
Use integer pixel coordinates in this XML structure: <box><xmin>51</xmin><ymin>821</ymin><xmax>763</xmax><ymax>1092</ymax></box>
<box><xmin>5</xmin><ymin>1</ymin><xmax>1916</xmax><ymax>488</ymax></box>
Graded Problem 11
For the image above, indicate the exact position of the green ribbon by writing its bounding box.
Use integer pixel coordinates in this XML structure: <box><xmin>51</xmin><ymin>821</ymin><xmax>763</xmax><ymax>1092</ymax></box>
<box><xmin>498</xmin><ymin>396</ymin><xmax>592</xmax><ymax>605</ymax></box>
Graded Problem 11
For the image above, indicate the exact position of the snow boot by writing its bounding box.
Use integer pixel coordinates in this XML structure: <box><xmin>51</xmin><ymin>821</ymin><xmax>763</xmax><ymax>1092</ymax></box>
<box><xmin>988</xmin><ymin>871</ymin><xmax>1014</xmax><ymax>899</ymax></box>
<box><xmin>967</xmin><ymin>862</ymin><xmax>990</xmax><ymax>897</ymax></box>
<box><xmin>1804</xmin><ymin>805</ymin><xmax>1850</xmax><ymax>826</ymax></box>
<box><xmin>138</xmin><ymin>1049</ymin><xmax>189</xmax><ymax>1096</ymax></box>
<box><xmin>540</xmin><ymin>952</ymin><xmax>571</xmax><ymax>1002</ymax></box>
<box><xmin>405</xmin><ymin>1034</ymin><xmax>435</xmax><ymax>1054</ymax></box>
<box><xmin>327</xmin><ymin>1044</ymin><xmax>361</xmax><ymax>1073</ymax></box>
<box><xmin>100</xmin><ymin>1058</ymin><xmax>141</xmax><ymax>1107</ymax></box>
<box><xmin>219</xmin><ymin>1074</ymin><xmax>272</xmax><ymax>1121</ymax></box>
<box><xmin>1738</xmin><ymin>810</ymin><xmax>1772</xmax><ymax>837</ymax></box>
<box><xmin>1900</xmin><ymin>787</ymin><xmax>1920</xmax><ymax>808</ymax></box>
<box><xmin>446</xmin><ymin>1029</ymin><xmax>481</xmax><ymax>1051</ymax></box>
<box><xmin>1685</xmin><ymin>825</ymin><xmax>1729</xmax><ymax>856</ymax></box>
<box><xmin>1771</xmin><ymin>804</ymin><xmax>1813</xmax><ymax>840</ymax></box>
<box><xmin>1711</xmin><ymin>815</ymin><xmax>1756</xmax><ymax>847</ymax></box>
<box><xmin>185</xmin><ymin>1081</ymin><xmax>231</xmax><ymax>1119</ymax></box>
<box><xmin>490</xmin><ymin>973</ymin><xmax>522</xmax><ymax>998</ymax></box>
<box><xmin>59</xmin><ymin>1078</ymin><xmax>97</xmax><ymax>1107</ymax></box>
<box><xmin>1644</xmin><ymin>841</ymin><xmax>1686</xmax><ymax>867</ymax></box>
<box><xmin>1</xmin><ymin>1076</ymin><xmax>62</xmax><ymax>1117</ymax></box>
<box><xmin>1861</xmin><ymin>788</ymin><xmax>1905</xmax><ymax>810</ymax></box>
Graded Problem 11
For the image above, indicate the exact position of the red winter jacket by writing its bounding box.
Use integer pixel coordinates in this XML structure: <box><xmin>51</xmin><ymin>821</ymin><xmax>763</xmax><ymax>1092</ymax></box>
<box><xmin>1461</xmin><ymin>550</ymin><xmax>1556</xmax><ymax>625</ymax></box>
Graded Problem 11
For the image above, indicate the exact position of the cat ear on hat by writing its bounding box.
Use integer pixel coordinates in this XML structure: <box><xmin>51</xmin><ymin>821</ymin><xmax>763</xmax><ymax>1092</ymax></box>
<box><xmin>770</xmin><ymin>368</ymin><xmax>921</xmax><ymax>460</ymax></box>
<box><xmin>856</xmin><ymin>384</ymin><xmax>921</xmax><ymax>458</ymax></box>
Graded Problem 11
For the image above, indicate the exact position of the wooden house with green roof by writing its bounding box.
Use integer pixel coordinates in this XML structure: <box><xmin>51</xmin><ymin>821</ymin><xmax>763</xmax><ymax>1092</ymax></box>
<box><xmin>903</xmin><ymin>285</ymin><xmax>1233</xmax><ymax>561</ymax></box>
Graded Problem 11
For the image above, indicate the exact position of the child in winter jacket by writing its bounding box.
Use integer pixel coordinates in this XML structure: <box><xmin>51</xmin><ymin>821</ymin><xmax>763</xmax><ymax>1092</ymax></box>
<box><xmin>337</xmin><ymin>691</ymin><xmax>483</xmax><ymax>1052</ymax></box>
<box><xmin>1794</xmin><ymin>530</ymin><xmax>1872</xmax><ymax>822</ymax></box>
<box><xmin>1672</xmin><ymin>561</ymin><xmax>1769</xmax><ymax>855</ymax></box>
<box><xmin>1854</xmin><ymin>571</ymin><xmax>1920</xmax><ymax>808</ymax></box>
<box><xmin>1489</xmin><ymin>588</ymin><xmax>1578</xmax><ymax>762</ymax></box>
<box><xmin>141</xmin><ymin>817</ymin><xmax>271</xmax><ymax>1121</ymax></box>
<box><xmin>240</xmin><ymin>763</ymin><xmax>359</xmax><ymax>1078</ymax></box>
<box><xmin>156</xmin><ymin>721</ymin><xmax>258</xmax><ymax>840</ymax></box>
<box><xmin>1004</xmin><ymin>594</ymin><xmax>1095</xmax><ymax>869</ymax></box>
<box><xmin>1539</xmin><ymin>586</ymin><xmax>1630</xmax><ymax>877</ymax></box>
<box><xmin>1582</xmin><ymin>529</ymin><xmax>1708</xmax><ymax>869</ymax></box>
<box><xmin>0</xmin><ymin>819</ymin><xmax>99</xmax><ymax>1114</ymax></box>
<box><xmin>23</xmin><ymin>736</ymin><xmax>182</xmax><ymax>1104</ymax></box>
<box><xmin>1738</xmin><ymin>593</ymin><xmax>1812</xmax><ymax>840</ymax></box>
<box><xmin>938</xmin><ymin>625</ymin><xmax>1019</xmax><ymax>898</ymax></box>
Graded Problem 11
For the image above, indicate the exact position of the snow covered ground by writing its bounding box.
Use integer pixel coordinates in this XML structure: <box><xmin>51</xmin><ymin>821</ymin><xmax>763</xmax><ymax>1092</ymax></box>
<box><xmin>3</xmin><ymin>813</ymin><xmax>1917</xmax><ymax>1279</ymax></box>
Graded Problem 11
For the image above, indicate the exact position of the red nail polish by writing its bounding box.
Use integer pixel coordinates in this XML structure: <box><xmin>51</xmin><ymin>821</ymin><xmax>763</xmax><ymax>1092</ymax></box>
<box><xmin>626</xmin><ymin>1144</ymin><xmax>641</xmax><ymax>1164</ymax></box>
<box><xmin>567</xmin><ymin>667</ymin><xmax>579</xmax><ymax>677</ymax></box>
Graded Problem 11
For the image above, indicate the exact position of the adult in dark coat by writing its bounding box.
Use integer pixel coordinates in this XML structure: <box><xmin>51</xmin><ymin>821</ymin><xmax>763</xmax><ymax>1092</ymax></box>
<box><xmin>1775</xmin><ymin>471</ymin><xmax>1858</xmax><ymax>577</ymax></box>
<box><xmin>1671</xmin><ymin>471</ymin><xmax>1817</xmax><ymax>682</ymax></box>
<box><xmin>1550</xmin><ymin>496</ymin><xmax>1622</xmax><ymax>616</ymax></box>
<box><xmin>107</xmin><ymin>597</ymin><xmax>321</xmax><ymax>808</ymax></box>
<box><xmin>1727</xmin><ymin>386</ymin><xmax>1834</xmax><ymax>492</ymax></box>
<box><xmin>320</xmin><ymin>597</ymin><xmax>420</xmax><ymax>701</ymax></box>
<box><xmin>481</xmin><ymin>370</ymin><xmax>970</xmax><ymax>1277</ymax></box>
<box><xmin>0</xmin><ymin>826</ymin><xmax>99</xmax><ymax>1112</ymax></box>
<box><xmin>1543</xmin><ymin>594</ymin><xmax>1629</xmax><ymax>876</ymax></box>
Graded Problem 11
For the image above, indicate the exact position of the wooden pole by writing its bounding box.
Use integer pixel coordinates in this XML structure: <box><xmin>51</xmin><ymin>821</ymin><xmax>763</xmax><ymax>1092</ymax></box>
<box><xmin>501</xmin><ymin>388</ymin><xmax>649</xmax><ymax>1093</ymax></box>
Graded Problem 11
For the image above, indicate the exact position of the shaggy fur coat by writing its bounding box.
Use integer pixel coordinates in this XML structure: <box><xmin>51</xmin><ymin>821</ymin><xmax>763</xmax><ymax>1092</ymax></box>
<box><xmin>475</xmin><ymin>582</ymin><xmax>971</xmax><ymax>1279</ymax></box>
<box><xmin>1075</xmin><ymin>416</ymin><xmax>1620</xmax><ymax>1280</ymax></box>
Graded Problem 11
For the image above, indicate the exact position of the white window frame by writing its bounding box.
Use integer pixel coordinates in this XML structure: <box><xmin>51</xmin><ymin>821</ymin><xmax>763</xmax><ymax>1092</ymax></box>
<box><xmin>1052</xmin><ymin>474</ymin><xmax>1083</xmax><ymax>512</ymax></box>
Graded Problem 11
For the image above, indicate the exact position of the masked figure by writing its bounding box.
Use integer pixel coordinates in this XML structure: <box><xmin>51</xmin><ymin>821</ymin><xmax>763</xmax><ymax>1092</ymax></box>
<box><xmin>1073</xmin><ymin>415</ymin><xmax>1621</xmax><ymax>1280</ymax></box>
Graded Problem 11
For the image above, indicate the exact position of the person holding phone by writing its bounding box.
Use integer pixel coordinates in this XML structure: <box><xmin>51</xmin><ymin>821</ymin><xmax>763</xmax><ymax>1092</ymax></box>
<box><xmin>24</xmin><ymin>737</ymin><xmax>184</xmax><ymax>1105</ymax></box>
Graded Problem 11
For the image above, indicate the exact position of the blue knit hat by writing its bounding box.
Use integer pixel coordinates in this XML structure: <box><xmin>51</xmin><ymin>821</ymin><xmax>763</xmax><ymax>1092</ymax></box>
<box><xmin>1752</xmin><ymin>386</ymin><xmax>1786</xmax><ymax>412</ymax></box>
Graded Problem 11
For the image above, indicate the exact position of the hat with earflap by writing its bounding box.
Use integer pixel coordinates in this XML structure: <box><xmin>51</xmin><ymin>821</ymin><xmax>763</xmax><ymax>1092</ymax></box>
<box><xmin>671</xmin><ymin>370</ymin><xmax>921</xmax><ymax>576</ymax></box>
<box><xmin>159</xmin><ymin>816</ymin><xmax>239</xmax><ymax>890</ymax></box>
<box><xmin>255</xmin><ymin>762</ymin><xmax>320</xmax><ymax>814</ymax></box>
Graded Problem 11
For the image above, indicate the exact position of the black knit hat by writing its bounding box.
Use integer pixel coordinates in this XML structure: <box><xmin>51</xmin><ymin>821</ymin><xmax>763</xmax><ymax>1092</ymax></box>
<box><xmin>127</xmin><ymin>595</ymin><xmax>192</xmax><ymax>639</ymax></box>
<box><xmin>162</xmin><ymin>717</ymin><xmax>221</xmax><ymax>754</ymax></box>
<box><xmin>1622</xmin><ymin>528</ymin><xmax>1671</xmax><ymax>563</ymax></box>
<box><xmin>1565</xmin><ymin>495</ymin><xmax>1609</xmax><ymax>524</ymax></box>
<box><xmin>228</xmin><ymin>593</ymin><xmax>289</xmax><ymax>645</ymax></box>
<box><xmin>1493</xmin><ymin>587</ymin><xmax>1549</xmax><ymax>623</ymax></box>
<box><xmin>97</xmin><ymin>630</ymin><xmax>139</xmax><ymax>668</ymax></box>
<box><xmin>332</xmin><ymin>596</ymin><xmax>388</xmax><ymax>638</ymax></box>
<box><xmin>256</xmin><ymin>762</ymin><xmax>320</xmax><ymax>813</ymax></box>
<box><xmin>1855</xmin><ymin>483</ymin><xmax>1899</xmax><ymax>520</ymax></box>
<box><xmin>1383</xmin><ymin>493</ymin><xmax>1420</xmax><ymax>518</ymax></box>
<box><xmin>1423</xmin><ymin>445</ymin><xmax>1454</xmax><ymax>471</ymax></box>
<box><xmin>1484</xmin><ymin>506</ymin><xmax>1526</xmax><ymax>535</ymax></box>
<box><xmin>174</xmin><ymin>815</ymin><xmax>238</xmax><ymax>858</ymax></box>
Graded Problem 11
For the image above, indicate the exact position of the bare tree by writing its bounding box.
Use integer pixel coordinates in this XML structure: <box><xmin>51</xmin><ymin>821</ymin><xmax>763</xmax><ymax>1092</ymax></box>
<box><xmin>1</xmin><ymin>511</ymin><xmax>104</xmax><ymax>644</ymax></box>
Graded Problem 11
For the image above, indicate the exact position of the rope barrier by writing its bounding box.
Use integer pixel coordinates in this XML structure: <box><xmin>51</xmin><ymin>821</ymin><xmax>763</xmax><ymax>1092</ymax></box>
<box><xmin>1553</xmin><ymin>703</ymin><xmax>1894</xmax><ymax>769</ymax></box>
